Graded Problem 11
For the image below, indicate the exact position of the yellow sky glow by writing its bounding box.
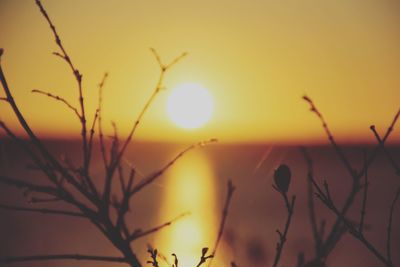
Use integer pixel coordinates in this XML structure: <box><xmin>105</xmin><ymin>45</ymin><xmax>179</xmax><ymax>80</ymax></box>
<box><xmin>1</xmin><ymin>0</ymin><xmax>400</xmax><ymax>144</ymax></box>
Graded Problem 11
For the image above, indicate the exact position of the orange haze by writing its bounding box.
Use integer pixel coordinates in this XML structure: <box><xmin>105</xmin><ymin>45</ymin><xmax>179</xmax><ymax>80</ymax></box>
<box><xmin>1</xmin><ymin>0</ymin><xmax>400</xmax><ymax>144</ymax></box>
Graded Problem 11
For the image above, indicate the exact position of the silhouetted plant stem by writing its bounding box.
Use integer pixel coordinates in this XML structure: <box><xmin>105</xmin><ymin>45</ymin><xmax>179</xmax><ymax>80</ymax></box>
<box><xmin>0</xmin><ymin>204</ymin><xmax>84</xmax><ymax>217</ymax></box>
<box><xmin>272</xmin><ymin>192</ymin><xmax>296</xmax><ymax>267</ymax></box>
<box><xmin>302</xmin><ymin>95</ymin><xmax>400</xmax><ymax>262</ymax></box>
<box><xmin>207</xmin><ymin>180</ymin><xmax>236</xmax><ymax>267</ymax></box>
<box><xmin>387</xmin><ymin>187</ymin><xmax>400</xmax><ymax>265</ymax></box>
<box><xmin>0</xmin><ymin>254</ymin><xmax>129</xmax><ymax>264</ymax></box>
<box><xmin>359</xmin><ymin>150</ymin><xmax>369</xmax><ymax>233</ymax></box>
<box><xmin>310</xmin><ymin>176</ymin><xmax>395</xmax><ymax>267</ymax></box>
<box><xmin>370</xmin><ymin>125</ymin><xmax>400</xmax><ymax>176</ymax></box>
<box><xmin>300</xmin><ymin>147</ymin><xmax>322</xmax><ymax>255</ymax></box>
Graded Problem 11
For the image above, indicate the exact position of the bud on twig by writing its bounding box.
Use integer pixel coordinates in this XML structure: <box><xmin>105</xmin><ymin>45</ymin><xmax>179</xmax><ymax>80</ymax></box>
<box><xmin>274</xmin><ymin>164</ymin><xmax>291</xmax><ymax>193</ymax></box>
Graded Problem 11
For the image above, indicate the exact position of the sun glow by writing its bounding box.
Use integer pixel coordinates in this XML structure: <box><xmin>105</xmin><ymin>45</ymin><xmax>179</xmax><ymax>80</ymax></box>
<box><xmin>155</xmin><ymin>152</ymin><xmax>228</xmax><ymax>266</ymax></box>
<box><xmin>167</xmin><ymin>83</ymin><xmax>214</xmax><ymax>129</ymax></box>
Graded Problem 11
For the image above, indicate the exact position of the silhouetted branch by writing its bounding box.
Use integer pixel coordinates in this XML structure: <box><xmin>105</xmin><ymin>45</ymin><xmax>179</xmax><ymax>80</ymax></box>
<box><xmin>196</xmin><ymin>248</ymin><xmax>213</xmax><ymax>267</ymax></box>
<box><xmin>300</xmin><ymin>147</ymin><xmax>322</xmax><ymax>254</ymax></box>
<box><xmin>0</xmin><ymin>254</ymin><xmax>128</xmax><ymax>264</ymax></box>
<box><xmin>128</xmin><ymin>212</ymin><xmax>190</xmax><ymax>242</ymax></box>
<box><xmin>0</xmin><ymin>175</ymin><xmax>59</xmax><ymax>196</ymax></box>
<box><xmin>172</xmin><ymin>253</ymin><xmax>178</xmax><ymax>267</ymax></box>
<box><xmin>0</xmin><ymin>204</ymin><xmax>84</xmax><ymax>217</ymax></box>
<box><xmin>303</xmin><ymin>95</ymin><xmax>355</xmax><ymax>176</ymax></box>
<box><xmin>272</xmin><ymin>193</ymin><xmax>296</xmax><ymax>267</ymax></box>
<box><xmin>31</xmin><ymin>89</ymin><xmax>80</xmax><ymax>118</ymax></box>
<box><xmin>359</xmin><ymin>150</ymin><xmax>369</xmax><ymax>233</ymax></box>
<box><xmin>130</xmin><ymin>139</ymin><xmax>217</xmax><ymax>195</ymax></box>
<box><xmin>207</xmin><ymin>180</ymin><xmax>236</xmax><ymax>267</ymax></box>
<box><xmin>97</xmin><ymin>72</ymin><xmax>109</xmax><ymax>169</ymax></box>
<box><xmin>303</xmin><ymin>96</ymin><xmax>400</xmax><ymax>261</ymax></box>
<box><xmin>34</xmin><ymin>0</ymin><xmax>89</xmax><ymax>172</ymax></box>
<box><xmin>147</xmin><ymin>249</ymin><xmax>159</xmax><ymax>267</ymax></box>
<box><xmin>370</xmin><ymin>126</ymin><xmax>400</xmax><ymax>176</ymax></box>
<box><xmin>115</xmin><ymin>49</ymin><xmax>187</xmax><ymax>166</ymax></box>
<box><xmin>311</xmin><ymin>177</ymin><xmax>393</xmax><ymax>267</ymax></box>
<box><xmin>387</xmin><ymin>187</ymin><xmax>400</xmax><ymax>265</ymax></box>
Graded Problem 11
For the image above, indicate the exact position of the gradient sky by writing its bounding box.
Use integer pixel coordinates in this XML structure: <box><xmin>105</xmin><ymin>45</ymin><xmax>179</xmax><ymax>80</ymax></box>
<box><xmin>0</xmin><ymin>0</ymin><xmax>399</xmax><ymax>143</ymax></box>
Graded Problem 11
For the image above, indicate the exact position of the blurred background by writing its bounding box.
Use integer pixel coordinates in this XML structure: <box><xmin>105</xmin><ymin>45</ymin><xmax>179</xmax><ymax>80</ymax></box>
<box><xmin>0</xmin><ymin>0</ymin><xmax>400</xmax><ymax>266</ymax></box>
<box><xmin>0</xmin><ymin>142</ymin><xmax>399</xmax><ymax>266</ymax></box>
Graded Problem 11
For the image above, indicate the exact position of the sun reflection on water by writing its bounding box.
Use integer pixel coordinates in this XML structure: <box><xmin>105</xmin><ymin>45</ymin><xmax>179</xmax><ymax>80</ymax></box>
<box><xmin>155</xmin><ymin>151</ymin><xmax>222</xmax><ymax>267</ymax></box>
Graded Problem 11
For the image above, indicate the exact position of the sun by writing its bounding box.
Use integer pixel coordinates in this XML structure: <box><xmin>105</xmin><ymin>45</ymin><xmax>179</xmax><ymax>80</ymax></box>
<box><xmin>167</xmin><ymin>83</ymin><xmax>214</xmax><ymax>129</ymax></box>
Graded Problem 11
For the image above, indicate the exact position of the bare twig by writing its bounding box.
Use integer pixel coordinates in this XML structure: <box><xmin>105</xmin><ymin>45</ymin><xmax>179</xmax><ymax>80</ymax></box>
<box><xmin>31</xmin><ymin>89</ymin><xmax>80</xmax><ymax>118</ymax></box>
<box><xmin>359</xmin><ymin>150</ymin><xmax>369</xmax><ymax>233</ymax></box>
<box><xmin>147</xmin><ymin>249</ymin><xmax>159</xmax><ymax>267</ymax></box>
<box><xmin>303</xmin><ymin>96</ymin><xmax>400</xmax><ymax>261</ymax></box>
<box><xmin>113</xmin><ymin>49</ymin><xmax>187</xmax><ymax>170</ymax></box>
<box><xmin>0</xmin><ymin>254</ymin><xmax>128</xmax><ymax>264</ymax></box>
<box><xmin>0</xmin><ymin>175</ymin><xmax>59</xmax><ymax>196</ymax></box>
<box><xmin>34</xmin><ymin>0</ymin><xmax>89</xmax><ymax>172</ymax></box>
<box><xmin>303</xmin><ymin>95</ymin><xmax>355</xmax><ymax>176</ymax></box>
<box><xmin>300</xmin><ymin>147</ymin><xmax>322</xmax><ymax>255</ymax></box>
<box><xmin>370</xmin><ymin>126</ymin><xmax>400</xmax><ymax>176</ymax></box>
<box><xmin>127</xmin><ymin>212</ymin><xmax>190</xmax><ymax>242</ymax></box>
<box><xmin>387</xmin><ymin>187</ymin><xmax>400</xmax><ymax>265</ymax></box>
<box><xmin>196</xmin><ymin>248</ymin><xmax>213</xmax><ymax>267</ymax></box>
<box><xmin>0</xmin><ymin>204</ymin><xmax>84</xmax><ymax>217</ymax></box>
<box><xmin>311</xmin><ymin>177</ymin><xmax>393</xmax><ymax>266</ymax></box>
<box><xmin>98</xmin><ymin>72</ymin><xmax>109</xmax><ymax>169</ymax></box>
<box><xmin>272</xmin><ymin>193</ymin><xmax>296</xmax><ymax>267</ymax></box>
<box><xmin>207</xmin><ymin>180</ymin><xmax>236</xmax><ymax>267</ymax></box>
<box><xmin>130</xmin><ymin>139</ymin><xmax>217</xmax><ymax>195</ymax></box>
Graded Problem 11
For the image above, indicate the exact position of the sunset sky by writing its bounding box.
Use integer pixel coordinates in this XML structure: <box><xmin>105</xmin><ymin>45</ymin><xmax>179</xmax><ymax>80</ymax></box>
<box><xmin>1</xmin><ymin>0</ymin><xmax>399</xmax><ymax>143</ymax></box>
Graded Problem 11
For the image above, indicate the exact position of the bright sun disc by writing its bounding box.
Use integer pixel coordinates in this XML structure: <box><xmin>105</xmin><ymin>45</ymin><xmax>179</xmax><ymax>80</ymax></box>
<box><xmin>167</xmin><ymin>83</ymin><xmax>213</xmax><ymax>129</ymax></box>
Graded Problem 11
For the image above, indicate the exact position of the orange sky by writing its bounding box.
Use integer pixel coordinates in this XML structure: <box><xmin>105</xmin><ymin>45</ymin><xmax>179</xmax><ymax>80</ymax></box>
<box><xmin>0</xmin><ymin>0</ymin><xmax>399</xmax><ymax>144</ymax></box>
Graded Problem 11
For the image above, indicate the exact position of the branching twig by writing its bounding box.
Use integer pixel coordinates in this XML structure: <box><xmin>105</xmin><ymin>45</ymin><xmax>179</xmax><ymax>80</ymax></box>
<box><xmin>370</xmin><ymin>126</ymin><xmax>400</xmax><ymax>176</ymax></box>
<box><xmin>147</xmin><ymin>249</ymin><xmax>159</xmax><ymax>267</ymax></box>
<box><xmin>311</xmin><ymin>177</ymin><xmax>393</xmax><ymax>267</ymax></box>
<box><xmin>196</xmin><ymin>248</ymin><xmax>213</xmax><ymax>267</ymax></box>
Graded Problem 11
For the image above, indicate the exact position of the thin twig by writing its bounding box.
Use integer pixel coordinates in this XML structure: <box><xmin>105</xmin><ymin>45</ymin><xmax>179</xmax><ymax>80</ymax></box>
<box><xmin>303</xmin><ymin>96</ymin><xmax>355</xmax><ymax>176</ymax></box>
<box><xmin>31</xmin><ymin>89</ymin><xmax>80</xmax><ymax>118</ymax></box>
<box><xmin>370</xmin><ymin>126</ymin><xmax>400</xmax><ymax>176</ymax></box>
<box><xmin>98</xmin><ymin>72</ymin><xmax>109</xmax><ymax>169</ymax></box>
<box><xmin>111</xmin><ymin>49</ymin><xmax>187</xmax><ymax>174</ymax></box>
<box><xmin>0</xmin><ymin>254</ymin><xmax>128</xmax><ymax>263</ymax></box>
<box><xmin>311</xmin><ymin>177</ymin><xmax>392</xmax><ymax>267</ymax></box>
<box><xmin>128</xmin><ymin>212</ymin><xmax>190</xmax><ymax>242</ymax></box>
<box><xmin>359</xmin><ymin>150</ymin><xmax>369</xmax><ymax>233</ymax></box>
<box><xmin>0</xmin><ymin>204</ymin><xmax>84</xmax><ymax>217</ymax></box>
<box><xmin>196</xmin><ymin>248</ymin><xmax>213</xmax><ymax>267</ymax></box>
<box><xmin>130</xmin><ymin>139</ymin><xmax>217</xmax><ymax>195</ymax></box>
<box><xmin>272</xmin><ymin>193</ymin><xmax>296</xmax><ymax>267</ymax></box>
<box><xmin>387</xmin><ymin>187</ymin><xmax>400</xmax><ymax>265</ymax></box>
<box><xmin>34</xmin><ymin>0</ymin><xmax>89</xmax><ymax>173</ymax></box>
<box><xmin>207</xmin><ymin>180</ymin><xmax>236</xmax><ymax>267</ymax></box>
<box><xmin>300</xmin><ymin>147</ymin><xmax>322</xmax><ymax>255</ymax></box>
<box><xmin>303</xmin><ymin>96</ymin><xmax>400</xmax><ymax>260</ymax></box>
